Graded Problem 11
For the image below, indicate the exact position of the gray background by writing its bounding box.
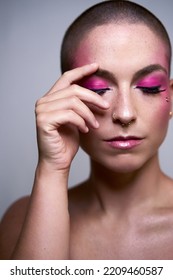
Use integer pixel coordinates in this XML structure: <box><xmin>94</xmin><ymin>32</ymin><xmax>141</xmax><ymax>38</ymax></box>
<box><xmin>0</xmin><ymin>0</ymin><xmax>173</xmax><ymax>219</ymax></box>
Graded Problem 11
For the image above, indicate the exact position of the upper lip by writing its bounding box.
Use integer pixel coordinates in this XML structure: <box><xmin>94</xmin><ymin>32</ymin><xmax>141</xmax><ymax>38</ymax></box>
<box><xmin>105</xmin><ymin>136</ymin><xmax>144</xmax><ymax>141</ymax></box>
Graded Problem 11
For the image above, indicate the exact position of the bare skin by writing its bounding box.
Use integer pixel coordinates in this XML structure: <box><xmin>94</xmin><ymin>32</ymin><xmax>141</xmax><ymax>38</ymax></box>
<box><xmin>1</xmin><ymin>167</ymin><xmax>173</xmax><ymax>259</ymax></box>
<box><xmin>68</xmin><ymin>161</ymin><xmax>173</xmax><ymax>259</ymax></box>
<box><xmin>1</xmin><ymin>23</ymin><xmax>173</xmax><ymax>260</ymax></box>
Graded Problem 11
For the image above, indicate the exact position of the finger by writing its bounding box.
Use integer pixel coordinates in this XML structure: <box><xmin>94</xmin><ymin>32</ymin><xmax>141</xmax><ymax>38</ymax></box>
<box><xmin>47</xmin><ymin>63</ymin><xmax>99</xmax><ymax>94</ymax></box>
<box><xmin>36</xmin><ymin>96</ymin><xmax>99</xmax><ymax>129</ymax></box>
<box><xmin>38</xmin><ymin>84</ymin><xmax>109</xmax><ymax>109</ymax></box>
<box><xmin>37</xmin><ymin>110</ymin><xmax>89</xmax><ymax>134</ymax></box>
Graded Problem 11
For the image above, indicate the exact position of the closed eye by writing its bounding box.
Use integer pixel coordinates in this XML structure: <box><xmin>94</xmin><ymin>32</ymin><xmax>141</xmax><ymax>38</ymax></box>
<box><xmin>89</xmin><ymin>88</ymin><xmax>111</xmax><ymax>95</ymax></box>
<box><xmin>136</xmin><ymin>85</ymin><xmax>166</xmax><ymax>94</ymax></box>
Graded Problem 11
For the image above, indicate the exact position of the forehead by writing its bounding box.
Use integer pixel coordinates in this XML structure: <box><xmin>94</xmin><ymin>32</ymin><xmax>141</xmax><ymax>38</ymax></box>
<box><xmin>73</xmin><ymin>23</ymin><xmax>168</xmax><ymax>74</ymax></box>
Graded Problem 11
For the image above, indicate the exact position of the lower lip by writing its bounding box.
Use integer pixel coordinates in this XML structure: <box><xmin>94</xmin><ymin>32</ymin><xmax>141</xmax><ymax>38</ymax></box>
<box><xmin>106</xmin><ymin>139</ymin><xmax>142</xmax><ymax>150</ymax></box>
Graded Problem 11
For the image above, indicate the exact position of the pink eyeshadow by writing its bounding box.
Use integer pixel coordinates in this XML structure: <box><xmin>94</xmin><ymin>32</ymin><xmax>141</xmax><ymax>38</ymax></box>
<box><xmin>136</xmin><ymin>75</ymin><xmax>167</xmax><ymax>88</ymax></box>
<box><xmin>80</xmin><ymin>77</ymin><xmax>109</xmax><ymax>89</ymax></box>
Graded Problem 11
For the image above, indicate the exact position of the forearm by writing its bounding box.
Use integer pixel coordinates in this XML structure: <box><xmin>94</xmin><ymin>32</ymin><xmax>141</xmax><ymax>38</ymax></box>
<box><xmin>11</xmin><ymin>63</ymin><xmax>104</xmax><ymax>260</ymax></box>
<box><xmin>11</xmin><ymin>163</ymin><xmax>70</xmax><ymax>260</ymax></box>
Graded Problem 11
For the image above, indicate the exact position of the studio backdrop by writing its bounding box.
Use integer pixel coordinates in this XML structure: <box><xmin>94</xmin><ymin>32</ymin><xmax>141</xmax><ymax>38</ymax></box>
<box><xmin>0</xmin><ymin>0</ymin><xmax>173</xmax><ymax>219</ymax></box>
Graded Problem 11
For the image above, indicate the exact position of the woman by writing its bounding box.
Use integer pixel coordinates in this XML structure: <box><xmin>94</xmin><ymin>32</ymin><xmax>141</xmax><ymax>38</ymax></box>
<box><xmin>0</xmin><ymin>0</ymin><xmax>173</xmax><ymax>259</ymax></box>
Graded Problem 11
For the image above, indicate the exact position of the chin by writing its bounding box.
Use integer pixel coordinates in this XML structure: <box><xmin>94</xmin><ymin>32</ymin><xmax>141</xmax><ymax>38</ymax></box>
<box><xmin>108</xmin><ymin>163</ymin><xmax>142</xmax><ymax>174</ymax></box>
<box><xmin>104</xmin><ymin>162</ymin><xmax>143</xmax><ymax>174</ymax></box>
<box><xmin>92</xmin><ymin>153</ymin><xmax>150</xmax><ymax>174</ymax></box>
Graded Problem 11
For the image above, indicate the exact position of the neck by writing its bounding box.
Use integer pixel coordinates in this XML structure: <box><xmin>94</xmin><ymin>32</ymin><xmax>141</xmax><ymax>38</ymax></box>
<box><xmin>88</xmin><ymin>153</ymin><xmax>163</xmax><ymax>215</ymax></box>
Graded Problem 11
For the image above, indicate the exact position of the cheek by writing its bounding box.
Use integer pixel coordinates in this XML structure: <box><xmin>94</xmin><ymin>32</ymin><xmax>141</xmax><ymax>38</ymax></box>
<box><xmin>150</xmin><ymin>96</ymin><xmax>170</xmax><ymax>137</ymax></box>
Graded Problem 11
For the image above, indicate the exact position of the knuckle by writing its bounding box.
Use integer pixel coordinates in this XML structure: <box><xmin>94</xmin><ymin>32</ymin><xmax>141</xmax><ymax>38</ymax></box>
<box><xmin>35</xmin><ymin>102</ymin><xmax>43</xmax><ymax>115</ymax></box>
<box><xmin>70</xmin><ymin>84</ymin><xmax>79</xmax><ymax>92</ymax></box>
<box><xmin>36</xmin><ymin>113</ymin><xmax>47</xmax><ymax>126</ymax></box>
<box><xmin>62</xmin><ymin>70</ymin><xmax>71</xmax><ymax>80</ymax></box>
<box><xmin>35</xmin><ymin>99</ymin><xmax>40</xmax><ymax>108</ymax></box>
<box><xmin>35</xmin><ymin>97</ymin><xmax>44</xmax><ymax>108</ymax></box>
<box><xmin>66</xmin><ymin>110</ymin><xmax>74</xmax><ymax>119</ymax></box>
<box><xmin>35</xmin><ymin>102</ymin><xmax>40</xmax><ymax>115</ymax></box>
<box><xmin>70</xmin><ymin>95</ymin><xmax>79</xmax><ymax>105</ymax></box>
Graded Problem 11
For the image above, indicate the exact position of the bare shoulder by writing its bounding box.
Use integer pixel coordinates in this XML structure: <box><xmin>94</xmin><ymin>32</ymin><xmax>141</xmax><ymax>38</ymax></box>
<box><xmin>0</xmin><ymin>196</ymin><xmax>30</xmax><ymax>260</ymax></box>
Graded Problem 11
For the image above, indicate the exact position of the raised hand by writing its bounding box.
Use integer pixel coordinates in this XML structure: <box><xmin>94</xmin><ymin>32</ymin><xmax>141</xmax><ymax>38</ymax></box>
<box><xmin>35</xmin><ymin>63</ymin><xmax>109</xmax><ymax>172</ymax></box>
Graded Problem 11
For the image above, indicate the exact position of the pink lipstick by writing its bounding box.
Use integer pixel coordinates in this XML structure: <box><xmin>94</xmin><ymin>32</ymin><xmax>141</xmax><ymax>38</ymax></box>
<box><xmin>105</xmin><ymin>136</ymin><xmax>143</xmax><ymax>150</ymax></box>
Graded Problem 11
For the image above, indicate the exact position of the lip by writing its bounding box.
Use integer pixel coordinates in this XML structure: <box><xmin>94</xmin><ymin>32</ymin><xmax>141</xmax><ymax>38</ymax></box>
<box><xmin>105</xmin><ymin>136</ymin><xmax>144</xmax><ymax>150</ymax></box>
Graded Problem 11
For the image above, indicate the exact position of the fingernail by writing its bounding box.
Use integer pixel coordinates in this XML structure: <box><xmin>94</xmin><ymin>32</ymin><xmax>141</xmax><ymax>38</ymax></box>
<box><xmin>90</xmin><ymin>62</ymin><xmax>98</xmax><ymax>67</ymax></box>
<box><xmin>103</xmin><ymin>101</ymin><xmax>109</xmax><ymax>107</ymax></box>
<box><xmin>85</xmin><ymin>126</ymin><xmax>89</xmax><ymax>133</ymax></box>
<box><xmin>95</xmin><ymin>120</ymin><xmax>99</xmax><ymax>128</ymax></box>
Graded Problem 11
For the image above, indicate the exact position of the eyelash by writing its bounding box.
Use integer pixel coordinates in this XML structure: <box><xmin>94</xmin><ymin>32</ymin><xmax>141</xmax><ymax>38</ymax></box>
<box><xmin>135</xmin><ymin>85</ymin><xmax>166</xmax><ymax>94</ymax></box>
<box><xmin>90</xmin><ymin>86</ymin><xmax>166</xmax><ymax>95</ymax></box>
<box><xmin>90</xmin><ymin>88</ymin><xmax>111</xmax><ymax>95</ymax></box>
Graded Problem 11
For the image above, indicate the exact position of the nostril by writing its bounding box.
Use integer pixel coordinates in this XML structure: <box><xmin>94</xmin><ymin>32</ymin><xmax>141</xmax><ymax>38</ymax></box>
<box><xmin>112</xmin><ymin>94</ymin><xmax>137</xmax><ymax>125</ymax></box>
<box><xmin>117</xmin><ymin>119</ymin><xmax>135</xmax><ymax>127</ymax></box>
<box><xmin>112</xmin><ymin>113</ymin><xmax>136</xmax><ymax>127</ymax></box>
<box><xmin>119</xmin><ymin>119</ymin><xmax>135</xmax><ymax>127</ymax></box>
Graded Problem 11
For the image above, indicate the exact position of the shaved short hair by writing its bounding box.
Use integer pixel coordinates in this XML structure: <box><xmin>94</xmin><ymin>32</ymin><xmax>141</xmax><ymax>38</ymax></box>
<box><xmin>60</xmin><ymin>0</ymin><xmax>172</xmax><ymax>74</ymax></box>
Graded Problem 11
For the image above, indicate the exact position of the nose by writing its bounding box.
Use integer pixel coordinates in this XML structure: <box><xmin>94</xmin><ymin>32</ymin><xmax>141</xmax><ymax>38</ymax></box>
<box><xmin>112</xmin><ymin>89</ymin><xmax>137</xmax><ymax>126</ymax></box>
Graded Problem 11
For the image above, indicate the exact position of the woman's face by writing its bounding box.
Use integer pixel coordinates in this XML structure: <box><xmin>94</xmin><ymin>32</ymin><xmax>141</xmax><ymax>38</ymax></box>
<box><xmin>72</xmin><ymin>23</ymin><xmax>173</xmax><ymax>173</ymax></box>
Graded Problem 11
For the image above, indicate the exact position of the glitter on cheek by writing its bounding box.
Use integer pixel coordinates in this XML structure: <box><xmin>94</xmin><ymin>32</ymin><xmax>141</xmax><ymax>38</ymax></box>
<box><xmin>165</xmin><ymin>96</ymin><xmax>169</xmax><ymax>102</ymax></box>
<box><xmin>141</xmin><ymin>82</ymin><xmax>171</xmax><ymax>129</ymax></box>
<box><xmin>157</xmin><ymin>92</ymin><xmax>171</xmax><ymax>126</ymax></box>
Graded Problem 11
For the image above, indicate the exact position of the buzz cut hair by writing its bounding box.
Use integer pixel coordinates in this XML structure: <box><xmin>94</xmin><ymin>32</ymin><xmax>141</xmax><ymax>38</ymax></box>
<box><xmin>60</xmin><ymin>0</ymin><xmax>172</xmax><ymax>74</ymax></box>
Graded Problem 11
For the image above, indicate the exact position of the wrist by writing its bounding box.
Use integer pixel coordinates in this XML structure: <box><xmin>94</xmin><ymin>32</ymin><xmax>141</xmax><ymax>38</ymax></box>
<box><xmin>35</xmin><ymin>160</ymin><xmax>69</xmax><ymax>187</ymax></box>
<box><xmin>37</xmin><ymin>158</ymin><xmax>70</xmax><ymax>175</ymax></box>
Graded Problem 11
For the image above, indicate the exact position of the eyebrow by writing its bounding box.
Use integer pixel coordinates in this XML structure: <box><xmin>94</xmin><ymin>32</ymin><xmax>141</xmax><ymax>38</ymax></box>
<box><xmin>132</xmin><ymin>64</ymin><xmax>168</xmax><ymax>83</ymax></box>
<box><xmin>94</xmin><ymin>64</ymin><xmax>168</xmax><ymax>84</ymax></box>
<box><xmin>94</xmin><ymin>69</ymin><xmax>116</xmax><ymax>83</ymax></box>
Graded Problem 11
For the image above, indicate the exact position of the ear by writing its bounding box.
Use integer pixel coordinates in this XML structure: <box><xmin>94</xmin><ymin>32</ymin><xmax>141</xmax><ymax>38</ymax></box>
<box><xmin>169</xmin><ymin>79</ymin><xmax>173</xmax><ymax>118</ymax></box>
